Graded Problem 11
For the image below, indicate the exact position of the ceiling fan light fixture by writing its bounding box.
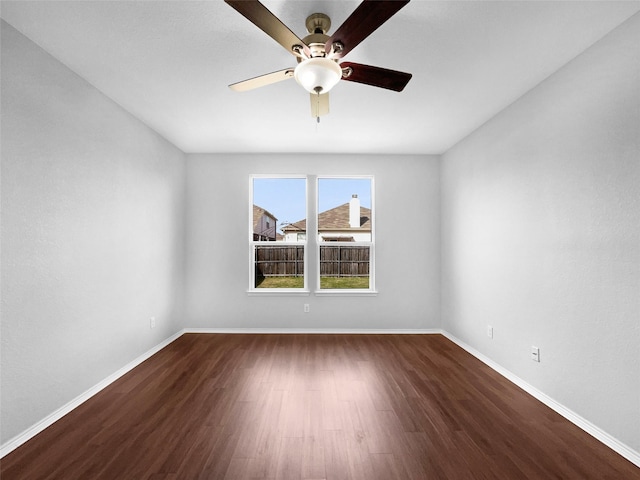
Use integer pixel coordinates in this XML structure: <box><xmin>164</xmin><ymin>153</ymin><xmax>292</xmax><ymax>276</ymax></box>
<box><xmin>294</xmin><ymin>57</ymin><xmax>342</xmax><ymax>94</ymax></box>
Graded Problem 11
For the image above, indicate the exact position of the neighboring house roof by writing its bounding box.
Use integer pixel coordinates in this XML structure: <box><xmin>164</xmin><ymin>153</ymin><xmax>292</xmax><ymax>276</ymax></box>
<box><xmin>253</xmin><ymin>204</ymin><xmax>277</xmax><ymax>233</ymax></box>
<box><xmin>253</xmin><ymin>204</ymin><xmax>277</xmax><ymax>225</ymax></box>
<box><xmin>282</xmin><ymin>203</ymin><xmax>371</xmax><ymax>233</ymax></box>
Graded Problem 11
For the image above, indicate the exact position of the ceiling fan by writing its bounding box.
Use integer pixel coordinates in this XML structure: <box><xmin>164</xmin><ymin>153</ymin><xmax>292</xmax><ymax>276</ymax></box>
<box><xmin>225</xmin><ymin>0</ymin><xmax>412</xmax><ymax>121</ymax></box>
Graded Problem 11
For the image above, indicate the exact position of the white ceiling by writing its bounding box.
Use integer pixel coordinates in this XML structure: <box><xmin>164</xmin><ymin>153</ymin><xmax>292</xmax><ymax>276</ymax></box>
<box><xmin>2</xmin><ymin>1</ymin><xmax>639</xmax><ymax>154</ymax></box>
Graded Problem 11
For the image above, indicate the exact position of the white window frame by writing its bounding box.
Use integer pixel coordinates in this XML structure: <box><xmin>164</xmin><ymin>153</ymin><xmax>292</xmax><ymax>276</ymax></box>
<box><xmin>248</xmin><ymin>174</ymin><xmax>376</xmax><ymax>297</ymax></box>
<box><xmin>248</xmin><ymin>174</ymin><xmax>309</xmax><ymax>296</ymax></box>
<box><xmin>315</xmin><ymin>175</ymin><xmax>376</xmax><ymax>296</ymax></box>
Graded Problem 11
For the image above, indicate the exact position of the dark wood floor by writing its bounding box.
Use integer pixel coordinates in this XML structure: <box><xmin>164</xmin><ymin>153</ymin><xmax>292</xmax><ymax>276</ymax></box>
<box><xmin>2</xmin><ymin>334</ymin><xmax>638</xmax><ymax>479</ymax></box>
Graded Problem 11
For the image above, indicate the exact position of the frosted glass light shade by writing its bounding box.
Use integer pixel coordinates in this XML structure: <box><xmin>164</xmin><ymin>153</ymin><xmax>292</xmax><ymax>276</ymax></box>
<box><xmin>294</xmin><ymin>57</ymin><xmax>342</xmax><ymax>94</ymax></box>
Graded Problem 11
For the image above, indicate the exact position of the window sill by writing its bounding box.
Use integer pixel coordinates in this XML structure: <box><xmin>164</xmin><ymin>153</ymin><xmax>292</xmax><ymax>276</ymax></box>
<box><xmin>314</xmin><ymin>289</ymin><xmax>378</xmax><ymax>297</ymax></box>
<box><xmin>246</xmin><ymin>289</ymin><xmax>378</xmax><ymax>297</ymax></box>
<box><xmin>247</xmin><ymin>289</ymin><xmax>311</xmax><ymax>297</ymax></box>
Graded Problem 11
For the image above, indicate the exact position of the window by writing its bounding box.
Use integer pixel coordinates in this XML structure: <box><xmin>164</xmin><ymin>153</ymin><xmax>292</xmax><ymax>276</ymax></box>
<box><xmin>317</xmin><ymin>177</ymin><xmax>374</xmax><ymax>292</ymax></box>
<box><xmin>250</xmin><ymin>176</ymin><xmax>307</xmax><ymax>292</ymax></box>
<box><xmin>249</xmin><ymin>175</ymin><xmax>375</xmax><ymax>295</ymax></box>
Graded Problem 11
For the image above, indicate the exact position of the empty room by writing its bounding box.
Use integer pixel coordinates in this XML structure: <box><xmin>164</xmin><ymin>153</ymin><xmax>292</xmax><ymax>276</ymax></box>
<box><xmin>1</xmin><ymin>1</ymin><xmax>639</xmax><ymax>479</ymax></box>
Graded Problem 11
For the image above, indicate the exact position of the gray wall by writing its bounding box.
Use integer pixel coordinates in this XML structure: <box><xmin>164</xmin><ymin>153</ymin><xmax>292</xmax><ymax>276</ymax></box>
<box><xmin>0</xmin><ymin>22</ymin><xmax>186</xmax><ymax>444</ymax></box>
<box><xmin>441</xmin><ymin>14</ymin><xmax>640</xmax><ymax>452</ymax></box>
<box><xmin>184</xmin><ymin>154</ymin><xmax>440</xmax><ymax>331</ymax></box>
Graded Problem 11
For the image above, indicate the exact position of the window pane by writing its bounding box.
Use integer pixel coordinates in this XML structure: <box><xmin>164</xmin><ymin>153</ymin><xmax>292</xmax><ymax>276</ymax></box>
<box><xmin>318</xmin><ymin>178</ymin><xmax>372</xmax><ymax>289</ymax></box>
<box><xmin>255</xmin><ymin>245</ymin><xmax>304</xmax><ymax>288</ymax></box>
<box><xmin>319</xmin><ymin>245</ymin><xmax>370</xmax><ymax>289</ymax></box>
<box><xmin>252</xmin><ymin>178</ymin><xmax>306</xmax><ymax>242</ymax></box>
<box><xmin>251</xmin><ymin>177</ymin><xmax>306</xmax><ymax>289</ymax></box>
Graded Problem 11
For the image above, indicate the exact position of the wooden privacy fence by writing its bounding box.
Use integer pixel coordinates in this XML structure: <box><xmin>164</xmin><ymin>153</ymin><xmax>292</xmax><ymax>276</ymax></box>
<box><xmin>255</xmin><ymin>245</ymin><xmax>304</xmax><ymax>277</ymax></box>
<box><xmin>320</xmin><ymin>245</ymin><xmax>370</xmax><ymax>277</ymax></box>
<box><xmin>255</xmin><ymin>245</ymin><xmax>370</xmax><ymax>277</ymax></box>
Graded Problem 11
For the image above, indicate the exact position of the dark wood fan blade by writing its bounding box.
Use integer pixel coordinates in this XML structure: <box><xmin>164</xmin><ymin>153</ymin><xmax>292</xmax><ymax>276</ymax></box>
<box><xmin>225</xmin><ymin>0</ymin><xmax>310</xmax><ymax>58</ymax></box>
<box><xmin>340</xmin><ymin>62</ymin><xmax>412</xmax><ymax>92</ymax></box>
<box><xmin>325</xmin><ymin>0</ymin><xmax>410</xmax><ymax>59</ymax></box>
<box><xmin>229</xmin><ymin>68</ymin><xmax>295</xmax><ymax>92</ymax></box>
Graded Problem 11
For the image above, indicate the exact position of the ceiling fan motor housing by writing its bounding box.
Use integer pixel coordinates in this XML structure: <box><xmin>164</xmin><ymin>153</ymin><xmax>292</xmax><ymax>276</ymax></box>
<box><xmin>300</xmin><ymin>32</ymin><xmax>330</xmax><ymax>59</ymax></box>
<box><xmin>298</xmin><ymin>13</ymin><xmax>333</xmax><ymax>59</ymax></box>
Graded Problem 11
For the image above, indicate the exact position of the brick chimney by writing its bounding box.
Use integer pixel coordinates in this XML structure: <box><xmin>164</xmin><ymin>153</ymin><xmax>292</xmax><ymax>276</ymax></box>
<box><xmin>349</xmin><ymin>194</ymin><xmax>360</xmax><ymax>228</ymax></box>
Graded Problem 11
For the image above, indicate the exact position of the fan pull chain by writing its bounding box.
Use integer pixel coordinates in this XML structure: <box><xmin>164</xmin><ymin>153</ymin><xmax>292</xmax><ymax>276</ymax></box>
<box><xmin>316</xmin><ymin>91</ymin><xmax>321</xmax><ymax>124</ymax></box>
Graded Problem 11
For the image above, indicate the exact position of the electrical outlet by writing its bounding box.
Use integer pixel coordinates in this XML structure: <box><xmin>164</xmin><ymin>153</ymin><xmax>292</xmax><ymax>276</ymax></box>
<box><xmin>531</xmin><ymin>346</ymin><xmax>540</xmax><ymax>362</ymax></box>
<box><xmin>487</xmin><ymin>326</ymin><xmax>493</xmax><ymax>339</ymax></box>
<box><xmin>150</xmin><ymin>317</ymin><xmax>156</xmax><ymax>329</ymax></box>
<box><xmin>303</xmin><ymin>303</ymin><xmax>310</xmax><ymax>313</ymax></box>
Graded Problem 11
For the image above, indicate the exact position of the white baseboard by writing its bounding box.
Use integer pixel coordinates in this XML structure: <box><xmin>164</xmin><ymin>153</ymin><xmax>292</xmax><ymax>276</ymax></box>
<box><xmin>441</xmin><ymin>331</ymin><xmax>640</xmax><ymax>469</ymax></box>
<box><xmin>0</xmin><ymin>330</ymin><xmax>184</xmax><ymax>458</ymax></box>
<box><xmin>184</xmin><ymin>327</ymin><xmax>443</xmax><ymax>335</ymax></box>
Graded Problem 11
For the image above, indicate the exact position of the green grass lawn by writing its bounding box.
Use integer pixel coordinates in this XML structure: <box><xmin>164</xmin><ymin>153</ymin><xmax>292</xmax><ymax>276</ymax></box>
<box><xmin>256</xmin><ymin>276</ymin><xmax>369</xmax><ymax>289</ymax></box>
<box><xmin>256</xmin><ymin>276</ymin><xmax>304</xmax><ymax>288</ymax></box>
<box><xmin>320</xmin><ymin>277</ymin><xmax>369</xmax><ymax>289</ymax></box>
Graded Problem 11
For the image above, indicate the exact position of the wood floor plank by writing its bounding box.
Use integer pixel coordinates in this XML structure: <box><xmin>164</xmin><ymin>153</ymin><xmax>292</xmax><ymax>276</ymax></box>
<box><xmin>323</xmin><ymin>429</ymin><xmax>350</xmax><ymax>480</ymax></box>
<box><xmin>276</xmin><ymin>436</ymin><xmax>304</xmax><ymax>480</ymax></box>
<box><xmin>302</xmin><ymin>391</ymin><xmax>326</xmax><ymax>479</ymax></box>
<box><xmin>2</xmin><ymin>334</ymin><xmax>639</xmax><ymax>479</ymax></box>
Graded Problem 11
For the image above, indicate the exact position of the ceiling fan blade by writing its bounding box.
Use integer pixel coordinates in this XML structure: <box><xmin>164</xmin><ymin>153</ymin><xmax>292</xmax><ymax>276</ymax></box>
<box><xmin>229</xmin><ymin>68</ymin><xmax>295</xmax><ymax>92</ymax></box>
<box><xmin>325</xmin><ymin>0</ymin><xmax>410</xmax><ymax>59</ymax></box>
<box><xmin>225</xmin><ymin>0</ymin><xmax>310</xmax><ymax>58</ymax></box>
<box><xmin>340</xmin><ymin>62</ymin><xmax>412</xmax><ymax>92</ymax></box>
<box><xmin>310</xmin><ymin>92</ymin><xmax>330</xmax><ymax>118</ymax></box>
